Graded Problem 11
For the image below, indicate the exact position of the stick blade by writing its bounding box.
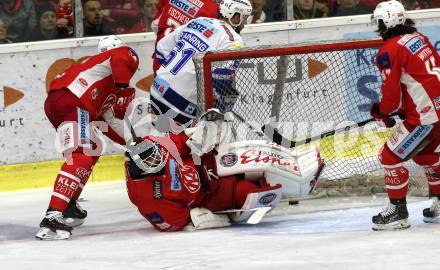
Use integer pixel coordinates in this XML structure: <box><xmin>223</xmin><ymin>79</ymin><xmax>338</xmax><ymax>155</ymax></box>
<box><xmin>246</xmin><ymin>207</ymin><xmax>271</xmax><ymax>224</ymax></box>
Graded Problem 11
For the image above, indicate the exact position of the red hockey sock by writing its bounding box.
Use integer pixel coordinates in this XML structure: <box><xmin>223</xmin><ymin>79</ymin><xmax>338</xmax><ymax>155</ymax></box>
<box><xmin>425</xmin><ymin>165</ymin><xmax>440</xmax><ymax>196</ymax></box>
<box><xmin>384</xmin><ymin>166</ymin><xmax>409</xmax><ymax>199</ymax></box>
<box><xmin>48</xmin><ymin>153</ymin><xmax>98</xmax><ymax>212</ymax></box>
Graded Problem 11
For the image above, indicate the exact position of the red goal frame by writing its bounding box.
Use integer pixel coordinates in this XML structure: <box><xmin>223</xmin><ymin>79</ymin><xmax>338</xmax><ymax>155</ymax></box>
<box><xmin>201</xmin><ymin>39</ymin><xmax>383</xmax><ymax>110</ymax></box>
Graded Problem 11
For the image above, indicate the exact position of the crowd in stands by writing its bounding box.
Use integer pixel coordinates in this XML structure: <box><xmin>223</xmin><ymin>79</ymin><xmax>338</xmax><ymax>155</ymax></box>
<box><xmin>0</xmin><ymin>0</ymin><xmax>439</xmax><ymax>44</ymax></box>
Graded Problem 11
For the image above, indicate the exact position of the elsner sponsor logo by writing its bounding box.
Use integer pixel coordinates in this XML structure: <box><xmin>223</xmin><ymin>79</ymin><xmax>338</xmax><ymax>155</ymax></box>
<box><xmin>0</xmin><ymin>86</ymin><xmax>24</xmax><ymax>110</ymax></box>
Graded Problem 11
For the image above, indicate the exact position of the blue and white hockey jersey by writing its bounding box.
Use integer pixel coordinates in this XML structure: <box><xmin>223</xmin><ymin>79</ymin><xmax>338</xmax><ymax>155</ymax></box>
<box><xmin>150</xmin><ymin>17</ymin><xmax>242</xmax><ymax>125</ymax></box>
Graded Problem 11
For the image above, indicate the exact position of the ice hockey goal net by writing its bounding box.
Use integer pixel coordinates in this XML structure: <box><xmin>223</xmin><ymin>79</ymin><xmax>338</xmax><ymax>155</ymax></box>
<box><xmin>193</xmin><ymin>39</ymin><xmax>428</xmax><ymax>197</ymax></box>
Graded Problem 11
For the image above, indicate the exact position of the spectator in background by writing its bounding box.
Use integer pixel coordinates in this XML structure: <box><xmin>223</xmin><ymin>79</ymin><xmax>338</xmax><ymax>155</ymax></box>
<box><xmin>294</xmin><ymin>0</ymin><xmax>328</xmax><ymax>20</ymax></box>
<box><xmin>264</xmin><ymin>1</ymin><xmax>285</xmax><ymax>22</ymax></box>
<box><xmin>428</xmin><ymin>0</ymin><xmax>440</xmax><ymax>8</ymax></box>
<box><xmin>28</xmin><ymin>1</ymin><xmax>63</xmax><ymax>41</ymax></box>
<box><xmin>56</xmin><ymin>0</ymin><xmax>74</xmax><ymax>37</ymax></box>
<box><xmin>0</xmin><ymin>0</ymin><xmax>37</xmax><ymax>42</ymax></box>
<box><xmin>400</xmin><ymin>0</ymin><xmax>423</xmax><ymax>9</ymax></box>
<box><xmin>247</xmin><ymin>0</ymin><xmax>266</xmax><ymax>24</ymax></box>
<box><xmin>83</xmin><ymin>0</ymin><xmax>113</xmax><ymax>36</ymax></box>
<box><xmin>143</xmin><ymin>0</ymin><xmax>158</xmax><ymax>32</ymax></box>
<box><xmin>333</xmin><ymin>0</ymin><xmax>368</xmax><ymax>16</ymax></box>
<box><xmin>33</xmin><ymin>0</ymin><xmax>57</xmax><ymax>5</ymax></box>
<box><xmin>0</xmin><ymin>18</ymin><xmax>12</xmax><ymax>44</ymax></box>
<box><xmin>100</xmin><ymin>0</ymin><xmax>142</xmax><ymax>34</ymax></box>
<box><xmin>359</xmin><ymin>0</ymin><xmax>380</xmax><ymax>13</ymax></box>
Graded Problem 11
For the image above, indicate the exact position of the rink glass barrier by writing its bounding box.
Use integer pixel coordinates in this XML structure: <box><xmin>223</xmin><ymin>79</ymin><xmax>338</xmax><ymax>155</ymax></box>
<box><xmin>2</xmin><ymin>0</ymin><xmax>440</xmax><ymax>44</ymax></box>
<box><xmin>193</xmin><ymin>39</ymin><xmax>430</xmax><ymax>197</ymax></box>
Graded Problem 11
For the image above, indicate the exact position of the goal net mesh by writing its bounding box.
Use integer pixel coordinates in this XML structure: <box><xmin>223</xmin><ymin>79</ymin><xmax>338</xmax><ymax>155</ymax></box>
<box><xmin>193</xmin><ymin>40</ymin><xmax>428</xmax><ymax>197</ymax></box>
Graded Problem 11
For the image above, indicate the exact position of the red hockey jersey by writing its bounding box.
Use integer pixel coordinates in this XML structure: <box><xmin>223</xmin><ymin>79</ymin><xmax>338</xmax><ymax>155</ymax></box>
<box><xmin>50</xmin><ymin>46</ymin><xmax>139</xmax><ymax>119</ymax></box>
<box><xmin>126</xmin><ymin>132</ymin><xmax>241</xmax><ymax>232</ymax></box>
<box><xmin>376</xmin><ymin>33</ymin><xmax>440</xmax><ymax>125</ymax></box>
<box><xmin>153</xmin><ymin>0</ymin><xmax>219</xmax><ymax>42</ymax></box>
<box><xmin>151</xmin><ymin>0</ymin><xmax>219</xmax><ymax>72</ymax></box>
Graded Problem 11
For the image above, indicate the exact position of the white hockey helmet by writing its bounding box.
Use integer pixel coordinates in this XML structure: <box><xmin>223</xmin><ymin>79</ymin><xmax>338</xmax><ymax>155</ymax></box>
<box><xmin>372</xmin><ymin>0</ymin><xmax>406</xmax><ymax>29</ymax></box>
<box><xmin>219</xmin><ymin>0</ymin><xmax>253</xmax><ymax>27</ymax></box>
<box><xmin>97</xmin><ymin>35</ymin><xmax>123</xmax><ymax>53</ymax></box>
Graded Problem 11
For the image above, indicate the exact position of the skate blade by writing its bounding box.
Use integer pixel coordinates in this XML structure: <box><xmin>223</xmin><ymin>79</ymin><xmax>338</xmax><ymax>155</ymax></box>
<box><xmin>423</xmin><ymin>216</ymin><xmax>440</xmax><ymax>223</ymax></box>
<box><xmin>35</xmin><ymin>227</ymin><xmax>71</xmax><ymax>240</ymax></box>
<box><xmin>64</xmin><ymin>217</ymin><xmax>85</xmax><ymax>228</ymax></box>
<box><xmin>372</xmin><ymin>219</ymin><xmax>411</xmax><ymax>231</ymax></box>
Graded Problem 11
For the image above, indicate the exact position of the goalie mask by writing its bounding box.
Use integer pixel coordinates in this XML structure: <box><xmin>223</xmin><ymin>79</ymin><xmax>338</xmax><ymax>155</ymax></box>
<box><xmin>127</xmin><ymin>139</ymin><xmax>165</xmax><ymax>174</ymax></box>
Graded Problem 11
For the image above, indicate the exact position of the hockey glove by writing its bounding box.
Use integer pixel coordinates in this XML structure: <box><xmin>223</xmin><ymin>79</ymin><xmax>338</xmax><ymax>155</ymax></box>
<box><xmin>370</xmin><ymin>102</ymin><xmax>396</xmax><ymax>128</ymax></box>
<box><xmin>112</xmin><ymin>87</ymin><xmax>135</xmax><ymax>120</ymax></box>
<box><xmin>186</xmin><ymin>109</ymin><xmax>232</xmax><ymax>156</ymax></box>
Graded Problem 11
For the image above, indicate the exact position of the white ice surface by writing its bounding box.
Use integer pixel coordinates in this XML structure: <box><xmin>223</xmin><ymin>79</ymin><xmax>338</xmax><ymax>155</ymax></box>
<box><xmin>1</xmin><ymin>181</ymin><xmax>440</xmax><ymax>270</ymax></box>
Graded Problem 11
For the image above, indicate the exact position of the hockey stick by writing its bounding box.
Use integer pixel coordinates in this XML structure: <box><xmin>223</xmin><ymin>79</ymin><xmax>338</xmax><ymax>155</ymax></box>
<box><xmin>230</xmin><ymin>110</ymin><xmax>266</xmax><ymax>138</ymax></box>
<box><xmin>261</xmin><ymin>113</ymin><xmax>401</xmax><ymax>149</ymax></box>
<box><xmin>124</xmin><ymin>117</ymin><xmax>138</xmax><ymax>142</ymax></box>
<box><xmin>214</xmin><ymin>207</ymin><xmax>272</xmax><ymax>225</ymax></box>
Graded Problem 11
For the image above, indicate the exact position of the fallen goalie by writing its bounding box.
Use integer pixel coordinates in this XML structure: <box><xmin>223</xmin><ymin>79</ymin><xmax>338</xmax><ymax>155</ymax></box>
<box><xmin>125</xmin><ymin>109</ymin><xmax>324</xmax><ymax>231</ymax></box>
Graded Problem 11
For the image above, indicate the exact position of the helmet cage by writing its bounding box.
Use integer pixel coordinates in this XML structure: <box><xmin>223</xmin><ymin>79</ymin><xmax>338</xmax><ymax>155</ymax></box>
<box><xmin>128</xmin><ymin>139</ymin><xmax>166</xmax><ymax>174</ymax></box>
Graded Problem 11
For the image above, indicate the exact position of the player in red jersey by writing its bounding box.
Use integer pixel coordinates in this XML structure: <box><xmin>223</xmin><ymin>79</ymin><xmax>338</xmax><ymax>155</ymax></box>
<box><xmin>369</xmin><ymin>0</ymin><xmax>440</xmax><ymax>231</ymax></box>
<box><xmin>36</xmin><ymin>35</ymin><xmax>139</xmax><ymax>240</ymax></box>
<box><xmin>125</xmin><ymin>109</ymin><xmax>283</xmax><ymax>232</ymax></box>
<box><xmin>151</xmin><ymin>0</ymin><xmax>220</xmax><ymax>73</ymax></box>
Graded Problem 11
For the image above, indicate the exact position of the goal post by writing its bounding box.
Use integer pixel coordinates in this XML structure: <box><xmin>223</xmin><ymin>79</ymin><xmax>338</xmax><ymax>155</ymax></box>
<box><xmin>193</xmin><ymin>39</ymin><xmax>428</xmax><ymax>196</ymax></box>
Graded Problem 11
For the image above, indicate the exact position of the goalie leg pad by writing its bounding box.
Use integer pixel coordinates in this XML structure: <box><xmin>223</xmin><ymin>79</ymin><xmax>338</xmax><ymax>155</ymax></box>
<box><xmin>231</xmin><ymin>182</ymin><xmax>283</xmax><ymax>223</ymax></box>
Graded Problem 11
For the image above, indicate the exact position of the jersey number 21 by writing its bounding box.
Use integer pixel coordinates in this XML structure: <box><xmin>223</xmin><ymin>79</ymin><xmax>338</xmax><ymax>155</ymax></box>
<box><xmin>162</xmin><ymin>41</ymin><xmax>196</xmax><ymax>75</ymax></box>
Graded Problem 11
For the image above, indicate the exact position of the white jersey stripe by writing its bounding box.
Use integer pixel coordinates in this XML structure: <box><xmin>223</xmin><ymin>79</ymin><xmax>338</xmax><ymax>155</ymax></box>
<box><xmin>52</xmin><ymin>192</ymin><xmax>70</xmax><ymax>203</ymax></box>
<box><xmin>428</xmin><ymin>180</ymin><xmax>440</xmax><ymax>186</ymax></box>
<box><xmin>68</xmin><ymin>58</ymin><xmax>112</xmax><ymax>98</ymax></box>
<box><xmin>382</xmin><ymin>163</ymin><xmax>404</xmax><ymax>169</ymax></box>
<box><xmin>59</xmin><ymin>171</ymin><xmax>81</xmax><ymax>183</ymax></box>
<box><xmin>386</xmin><ymin>181</ymin><xmax>408</xmax><ymax>189</ymax></box>
<box><xmin>401</xmin><ymin>72</ymin><xmax>439</xmax><ymax>124</ymax></box>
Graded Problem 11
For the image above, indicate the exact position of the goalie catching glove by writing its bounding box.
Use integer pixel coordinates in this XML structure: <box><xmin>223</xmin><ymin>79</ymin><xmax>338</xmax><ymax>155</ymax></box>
<box><xmin>185</xmin><ymin>109</ymin><xmax>232</xmax><ymax>157</ymax></box>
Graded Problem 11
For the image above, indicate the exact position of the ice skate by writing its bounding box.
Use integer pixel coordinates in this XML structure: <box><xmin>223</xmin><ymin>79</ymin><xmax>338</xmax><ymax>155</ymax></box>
<box><xmin>35</xmin><ymin>209</ymin><xmax>73</xmax><ymax>240</ymax></box>
<box><xmin>372</xmin><ymin>199</ymin><xmax>410</xmax><ymax>231</ymax></box>
<box><xmin>63</xmin><ymin>198</ymin><xmax>87</xmax><ymax>227</ymax></box>
<box><xmin>423</xmin><ymin>197</ymin><xmax>440</xmax><ymax>223</ymax></box>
